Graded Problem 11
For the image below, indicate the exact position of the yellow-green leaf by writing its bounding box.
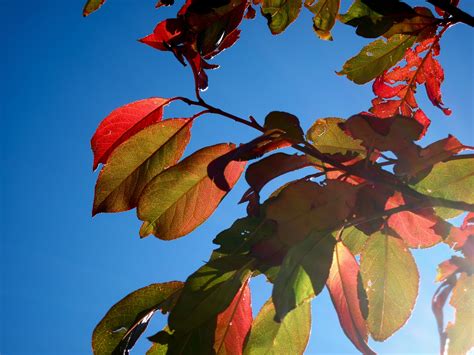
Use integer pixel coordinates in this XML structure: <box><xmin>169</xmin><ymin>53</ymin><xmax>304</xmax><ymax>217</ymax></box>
<box><xmin>244</xmin><ymin>298</ymin><xmax>311</xmax><ymax>355</ymax></box>
<box><xmin>305</xmin><ymin>0</ymin><xmax>340</xmax><ymax>40</ymax></box>
<box><xmin>93</xmin><ymin>119</ymin><xmax>191</xmax><ymax>215</ymax></box>
<box><xmin>138</xmin><ymin>143</ymin><xmax>245</xmax><ymax>240</ymax></box>
<box><xmin>360</xmin><ymin>232</ymin><xmax>419</xmax><ymax>341</ymax></box>
<box><xmin>306</xmin><ymin>117</ymin><xmax>366</xmax><ymax>157</ymax></box>
<box><xmin>83</xmin><ymin>0</ymin><xmax>106</xmax><ymax>17</ymax></box>
<box><xmin>272</xmin><ymin>231</ymin><xmax>336</xmax><ymax>321</ymax></box>
<box><xmin>411</xmin><ymin>159</ymin><xmax>474</xmax><ymax>219</ymax></box>
<box><xmin>92</xmin><ymin>282</ymin><xmax>183</xmax><ymax>355</ymax></box>
<box><xmin>261</xmin><ymin>0</ymin><xmax>303</xmax><ymax>34</ymax></box>
<box><xmin>338</xmin><ymin>34</ymin><xmax>416</xmax><ymax>84</ymax></box>
<box><xmin>341</xmin><ymin>226</ymin><xmax>369</xmax><ymax>256</ymax></box>
<box><xmin>446</xmin><ymin>273</ymin><xmax>474</xmax><ymax>355</ymax></box>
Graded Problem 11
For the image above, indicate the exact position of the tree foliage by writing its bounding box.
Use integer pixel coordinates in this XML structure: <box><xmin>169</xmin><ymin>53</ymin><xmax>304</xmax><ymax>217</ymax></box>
<box><xmin>84</xmin><ymin>0</ymin><xmax>474</xmax><ymax>353</ymax></box>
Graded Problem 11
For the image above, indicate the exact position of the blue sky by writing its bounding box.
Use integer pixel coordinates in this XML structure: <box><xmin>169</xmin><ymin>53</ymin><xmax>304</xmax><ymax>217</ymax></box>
<box><xmin>1</xmin><ymin>1</ymin><xmax>473</xmax><ymax>354</ymax></box>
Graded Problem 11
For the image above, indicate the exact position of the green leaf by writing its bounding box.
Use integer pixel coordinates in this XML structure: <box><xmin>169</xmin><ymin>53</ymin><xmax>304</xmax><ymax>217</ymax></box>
<box><xmin>338</xmin><ymin>34</ymin><xmax>416</xmax><ymax>84</ymax></box>
<box><xmin>264</xmin><ymin>111</ymin><xmax>304</xmax><ymax>142</ymax></box>
<box><xmin>360</xmin><ymin>232</ymin><xmax>419</xmax><ymax>341</ymax></box>
<box><xmin>446</xmin><ymin>273</ymin><xmax>474</xmax><ymax>355</ymax></box>
<box><xmin>168</xmin><ymin>254</ymin><xmax>253</xmax><ymax>333</ymax></box>
<box><xmin>92</xmin><ymin>282</ymin><xmax>183</xmax><ymax>355</ymax></box>
<box><xmin>244</xmin><ymin>298</ymin><xmax>311</xmax><ymax>355</ymax></box>
<box><xmin>213</xmin><ymin>217</ymin><xmax>275</xmax><ymax>255</ymax></box>
<box><xmin>306</xmin><ymin>117</ymin><xmax>366</xmax><ymax>157</ymax></box>
<box><xmin>341</xmin><ymin>226</ymin><xmax>369</xmax><ymax>256</ymax></box>
<box><xmin>93</xmin><ymin>119</ymin><xmax>191</xmax><ymax>215</ymax></box>
<box><xmin>261</xmin><ymin>0</ymin><xmax>303</xmax><ymax>34</ymax></box>
<box><xmin>305</xmin><ymin>0</ymin><xmax>340</xmax><ymax>41</ymax></box>
<box><xmin>411</xmin><ymin>159</ymin><xmax>474</xmax><ymax>219</ymax></box>
<box><xmin>339</xmin><ymin>0</ymin><xmax>394</xmax><ymax>38</ymax></box>
<box><xmin>138</xmin><ymin>143</ymin><xmax>245</xmax><ymax>240</ymax></box>
<box><xmin>83</xmin><ymin>0</ymin><xmax>106</xmax><ymax>16</ymax></box>
<box><xmin>272</xmin><ymin>231</ymin><xmax>336</xmax><ymax>321</ymax></box>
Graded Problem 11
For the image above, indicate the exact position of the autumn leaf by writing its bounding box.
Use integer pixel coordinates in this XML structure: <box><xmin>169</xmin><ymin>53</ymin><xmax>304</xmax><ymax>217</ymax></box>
<box><xmin>265</xmin><ymin>180</ymin><xmax>359</xmax><ymax>246</ymax></box>
<box><xmin>432</xmin><ymin>278</ymin><xmax>455</xmax><ymax>354</ymax></box>
<box><xmin>138</xmin><ymin>143</ymin><xmax>246</xmax><ymax>240</ymax></box>
<box><xmin>370</xmin><ymin>36</ymin><xmax>451</xmax><ymax>125</ymax></box>
<box><xmin>93</xmin><ymin>119</ymin><xmax>191</xmax><ymax>215</ymax></box>
<box><xmin>338</xmin><ymin>34</ymin><xmax>416</xmax><ymax>84</ymax></box>
<box><xmin>213</xmin><ymin>217</ymin><xmax>275</xmax><ymax>256</ymax></box>
<box><xmin>263</xmin><ymin>111</ymin><xmax>304</xmax><ymax>142</ymax></box>
<box><xmin>272</xmin><ymin>231</ymin><xmax>336</xmax><ymax>321</ymax></box>
<box><xmin>240</xmin><ymin>153</ymin><xmax>314</xmax><ymax>214</ymax></box>
<box><xmin>411</xmin><ymin>158</ymin><xmax>474</xmax><ymax>218</ymax></box>
<box><xmin>360</xmin><ymin>231</ymin><xmax>419</xmax><ymax>341</ymax></box>
<box><xmin>385</xmin><ymin>192</ymin><xmax>442</xmax><ymax>248</ymax></box>
<box><xmin>244</xmin><ymin>298</ymin><xmax>311</xmax><ymax>355</ymax></box>
<box><xmin>341</xmin><ymin>226</ymin><xmax>369</xmax><ymax>255</ymax></box>
<box><xmin>305</xmin><ymin>0</ymin><xmax>340</xmax><ymax>40</ymax></box>
<box><xmin>92</xmin><ymin>282</ymin><xmax>183</xmax><ymax>355</ymax></box>
<box><xmin>261</xmin><ymin>0</ymin><xmax>303</xmax><ymax>34</ymax></box>
<box><xmin>214</xmin><ymin>281</ymin><xmax>252</xmax><ymax>355</ymax></box>
<box><xmin>446</xmin><ymin>273</ymin><xmax>474</xmax><ymax>354</ymax></box>
<box><xmin>394</xmin><ymin>135</ymin><xmax>468</xmax><ymax>179</ymax></box>
<box><xmin>327</xmin><ymin>242</ymin><xmax>375</xmax><ymax>355</ymax></box>
<box><xmin>91</xmin><ymin>98</ymin><xmax>173</xmax><ymax>170</ymax></box>
<box><xmin>208</xmin><ymin>131</ymin><xmax>290</xmax><ymax>191</ymax></box>
<box><xmin>306</xmin><ymin>117</ymin><xmax>366</xmax><ymax>158</ymax></box>
<box><xmin>83</xmin><ymin>0</ymin><xmax>106</xmax><ymax>17</ymax></box>
<box><xmin>168</xmin><ymin>253</ymin><xmax>253</xmax><ymax>333</ymax></box>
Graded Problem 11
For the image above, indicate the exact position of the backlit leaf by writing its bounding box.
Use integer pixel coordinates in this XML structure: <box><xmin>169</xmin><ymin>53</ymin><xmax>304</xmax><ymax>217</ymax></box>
<box><xmin>168</xmin><ymin>254</ymin><xmax>253</xmax><ymax>333</ymax></box>
<box><xmin>214</xmin><ymin>282</ymin><xmax>252</xmax><ymax>355</ymax></box>
<box><xmin>213</xmin><ymin>217</ymin><xmax>275</xmax><ymax>256</ymax></box>
<box><xmin>386</xmin><ymin>192</ymin><xmax>442</xmax><ymax>248</ymax></box>
<box><xmin>338</xmin><ymin>34</ymin><xmax>415</xmax><ymax>84</ymax></box>
<box><xmin>241</xmin><ymin>153</ymin><xmax>313</xmax><ymax>214</ymax></box>
<box><xmin>411</xmin><ymin>159</ymin><xmax>474</xmax><ymax>218</ymax></box>
<box><xmin>272</xmin><ymin>231</ymin><xmax>336</xmax><ymax>321</ymax></box>
<box><xmin>244</xmin><ymin>298</ymin><xmax>311</xmax><ymax>355</ymax></box>
<box><xmin>261</xmin><ymin>0</ymin><xmax>303</xmax><ymax>34</ymax></box>
<box><xmin>93</xmin><ymin>119</ymin><xmax>191</xmax><ymax>215</ymax></box>
<box><xmin>306</xmin><ymin>117</ymin><xmax>365</xmax><ymax>157</ymax></box>
<box><xmin>394</xmin><ymin>135</ymin><xmax>467</xmax><ymax>179</ymax></box>
<box><xmin>446</xmin><ymin>274</ymin><xmax>474</xmax><ymax>355</ymax></box>
<box><xmin>138</xmin><ymin>143</ymin><xmax>245</xmax><ymax>240</ymax></box>
<box><xmin>327</xmin><ymin>242</ymin><xmax>375</xmax><ymax>355</ymax></box>
<box><xmin>263</xmin><ymin>111</ymin><xmax>304</xmax><ymax>142</ymax></box>
<box><xmin>91</xmin><ymin>98</ymin><xmax>172</xmax><ymax>170</ymax></box>
<box><xmin>360</xmin><ymin>231</ymin><xmax>419</xmax><ymax>341</ymax></box>
<box><xmin>305</xmin><ymin>0</ymin><xmax>340</xmax><ymax>40</ymax></box>
<box><xmin>265</xmin><ymin>180</ymin><xmax>359</xmax><ymax>246</ymax></box>
<box><xmin>341</xmin><ymin>226</ymin><xmax>369</xmax><ymax>256</ymax></box>
<box><xmin>92</xmin><ymin>282</ymin><xmax>183</xmax><ymax>355</ymax></box>
<box><xmin>339</xmin><ymin>0</ymin><xmax>393</xmax><ymax>38</ymax></box>
<box><xmin>83</xmin><ymin>0</ymin><xmax>106</xmax><ymax>16</ymax></box>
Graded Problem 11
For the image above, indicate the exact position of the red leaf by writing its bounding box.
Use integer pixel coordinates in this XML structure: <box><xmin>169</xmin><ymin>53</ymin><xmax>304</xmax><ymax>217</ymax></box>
<box><xmin>370</xmin><ymin>34</ymin><xmax>451</xmax><ymax>134</ymax></box>
<box><xmin>214</xmin><ymin>281</ymin><xmax>252</xmax><ymax>355</ymax></box>
<box><xmin>386</xmin><ymin>192</ymin><xmax>442</xmax><ymax>248</ymax></box>
<box><xmin>394</xmin><ymin>135</ymin><xmax>467</xmax><ymax>178</ymax></box>
<box><xmin>91</xmin><ymin>98</ymin><xmax>173</xmax><ymax>170</ymax></box>
<box><xmin>139</xmin><ymin>18</ymin><xmax>185</xmax><ymax>52</ymax></box>
<box><xmin>240</xmin><ymin>153</ymin><xmax>314</xmax><ymax>212</ymax></box>
<box><xmin>208</xmin><ymin>131</ymin><xmax>290</xmax><ymax>191</ymax></box>
<box><xmin>432</xmin><ymin>278</ymin><xmax>456</xmax><ymax>353</ymax></box>
<box><xmin>327</xmin><ymin>242</ymin><xmax>375</xmax><ymax>355</ymax></box>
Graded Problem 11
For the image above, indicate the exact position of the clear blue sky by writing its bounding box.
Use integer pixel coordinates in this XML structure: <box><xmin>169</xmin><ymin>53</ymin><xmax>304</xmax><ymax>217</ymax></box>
<box><xmin>1</xmin><ymin>1</ymin><xmax>473</xmax><ymax>354</ymax></box>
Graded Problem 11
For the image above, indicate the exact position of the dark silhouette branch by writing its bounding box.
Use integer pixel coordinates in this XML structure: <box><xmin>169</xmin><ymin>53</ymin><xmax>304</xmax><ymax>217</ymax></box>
<box><xmin>427</xmin><ymin>0</ymin><xmax>474</xmax><ymax>27</ymax></box>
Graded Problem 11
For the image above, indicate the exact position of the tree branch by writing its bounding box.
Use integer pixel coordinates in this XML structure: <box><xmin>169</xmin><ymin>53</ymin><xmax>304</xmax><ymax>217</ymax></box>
<box><xmin>178</xmin><ymin>96</ymin><xmax>474</xmax><ymax>214</ymax></box>
<box><xmin>427</xmin><ymin>0</ymin><xmax>474</xmax><ymax>27</ymax></box>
